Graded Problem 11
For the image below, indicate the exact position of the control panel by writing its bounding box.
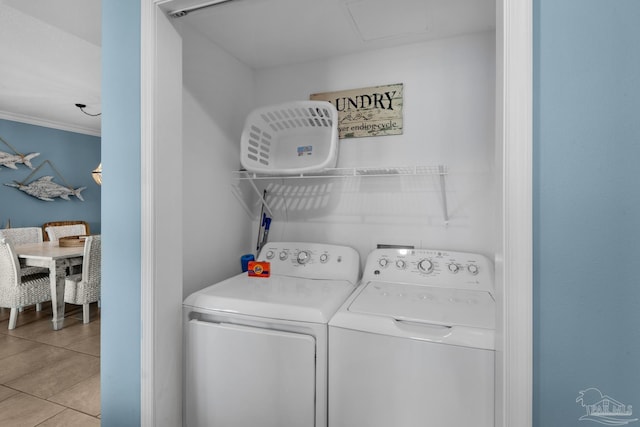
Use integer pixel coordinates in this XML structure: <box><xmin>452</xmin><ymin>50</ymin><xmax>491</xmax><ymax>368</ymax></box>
<box><xmin>362</xmin><ymin>248</ymin><xmax>494</xmax><ymax>292</ymax></box>
<box><xmin>257</xmin><ymin>242</ymin><xmax>360</xmax><ymax>284</ymax></box>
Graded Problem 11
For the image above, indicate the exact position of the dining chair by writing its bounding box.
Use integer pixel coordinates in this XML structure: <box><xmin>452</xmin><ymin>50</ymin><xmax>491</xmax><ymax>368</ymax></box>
<box><xmin>0</xmin><ymin>227</ymin><xmax>43</xmax><ymax>244</ymax></box>
<box><xmin>64</xmin><ymin>235</ymin><xmax>101</xmax><ymax>323</ymax></box>
<box><xmin>42</xmin><ymin>220</ymin><xmax>90</xmax><ymax>242</ymax></box>
<box><xmin>42</xmin><ymin>221</ymin><xmax>90</xmax><ymax>275</ymax></box>
<box><xmin>0</xmin><ymin>227</ymin><xmax>48</xmax><ymax>277</ymax></box>
<box><xmin>0</xmin><ymin>238</ymin><xmax>52</xmax><ymax>329</ymax></box>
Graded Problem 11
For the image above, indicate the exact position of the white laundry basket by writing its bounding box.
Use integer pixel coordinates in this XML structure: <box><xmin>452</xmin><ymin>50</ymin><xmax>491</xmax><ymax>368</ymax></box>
<box><xmin>240</xmin><ymin>101</ymin><xmax>339</xmax><ymax>174</ymax></box>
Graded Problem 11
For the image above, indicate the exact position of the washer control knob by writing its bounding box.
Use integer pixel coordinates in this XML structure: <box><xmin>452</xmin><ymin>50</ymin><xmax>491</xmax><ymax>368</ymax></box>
<box><xmin>297</xmin><ymin>250</ymin><xmax>310</xmax><ymax>264</ymax></box>
<box><xmin>279</xmin><ymin>251</ymin><xmax>288</xmax><ymax>261</ymax></box>
<box><xmin>319</xmin><ymin>253</ymin><xmax>329</xmax><ymax>263</ymax></box>
<box><xmin>396</xmin><ymin>260</ymin><xmax>406</xmax><ymax>269</ymax></box>
<box><xmin>378</xmin><ymin>258</ymin><xmax>389</xmax><ymax>268</ymax></box>
<box><xmin>467</xmin><ymin>264</ymin><xmax>479</xmax><ymax>275</ymax></box>
<box><xmin>448</xmin><ymin>263</ymin><xmax>460</xmax><ymax>273</ymax></box>
<box><xmin>266</xmin><ymin>250</ymin><xmax>275</xmax><ymax>260</ymax></box>
<box><xmin>418</xmin><ymin>259</ymin><xmax>434</xmax><ymax>274</ymax></box>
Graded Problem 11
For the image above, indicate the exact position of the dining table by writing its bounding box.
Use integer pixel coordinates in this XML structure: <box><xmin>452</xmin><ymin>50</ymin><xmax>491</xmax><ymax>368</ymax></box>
<box><xmin>14</xmin><ymin>241</ymin><xmax>84</xmax><ymax>330</ymax></box>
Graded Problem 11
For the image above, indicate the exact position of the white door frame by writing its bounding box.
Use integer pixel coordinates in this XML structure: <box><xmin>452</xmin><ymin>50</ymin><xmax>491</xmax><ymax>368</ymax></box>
<box><xmin>497</xmin><ymin>1</ymin><xmax>533</xmax><ymax>426</ymax></box>
<box><xmin>141</xmin><ymin>1</ymin><xmax>185</xmax><ymax>426</ymax></box>
<box><xmin>140</xmin><ymin>0</ymin><xmax>533</xmax><ymax>425</ymax></box>
<box><xmin>141</xmin><ymin>1</ymin><xmax>156</xmax><ymax>424</ymax></box>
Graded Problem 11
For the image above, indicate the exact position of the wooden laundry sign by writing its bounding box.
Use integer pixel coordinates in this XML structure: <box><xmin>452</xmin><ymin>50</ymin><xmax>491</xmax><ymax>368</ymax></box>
<box><xmin>310</xmin><ymin>83</ymin><xmax>403</xmax><ymax>139</ymax></box>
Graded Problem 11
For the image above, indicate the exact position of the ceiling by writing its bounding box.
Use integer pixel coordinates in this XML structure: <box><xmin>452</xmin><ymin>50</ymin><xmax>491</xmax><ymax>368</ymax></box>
<box><xmin>0</xmin><ymin>0</ymin><xmax>101</xmax><ymax>136</ymax></box>
<box><xmin>168</xmin><ymin>0</ymin><xmax>495</xmax><ymax>69</ymax></box>
<box><xmin>0</xmin><ymin>0</ymin><xmax>494</xmax><ymax>138</ymax></box>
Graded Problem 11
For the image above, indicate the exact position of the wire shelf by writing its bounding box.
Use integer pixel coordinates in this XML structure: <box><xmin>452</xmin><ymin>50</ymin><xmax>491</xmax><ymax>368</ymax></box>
<box><xmin>232</xmin><ymin>164</ymin><xmax>450</xmax><ymax>225</ymax></box>
<box><xmin>233</xmin><ymin>165</ymin><xmax>447</xmax><ymax>180</ymax></box>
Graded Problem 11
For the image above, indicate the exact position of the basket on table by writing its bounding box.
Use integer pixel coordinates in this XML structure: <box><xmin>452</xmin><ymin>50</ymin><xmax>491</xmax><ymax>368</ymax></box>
<box><xmin>58</xmin><ymin>235</ymin><xmax>89</xmax><ymax>247</ymax></box>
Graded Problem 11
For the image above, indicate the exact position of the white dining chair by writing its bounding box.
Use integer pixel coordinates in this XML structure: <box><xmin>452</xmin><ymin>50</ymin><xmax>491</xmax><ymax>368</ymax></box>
<box><xmin>0</xmin><ymin>227</ymin><xmax>48</xmax><ymax>278</ymax></box>
<box><xmin>42</xmin><ymin>222</ymin><xmax>89</xmax><ymax>275</ymax></box>
<box><xmin>0</xmin><ymin>227</ymin><xmax>43</xmax><ymax>244</ymax></box>
<box><xmin>44</xmin><ymin>224</ymin><xmax>89</xmax><ymax>242</ymax></box>
<box><xmin>64</xmin><ymin>235</ymin><xmax>101</xmax><ymax>323</ymax></box>
<box><xmin>0</xmin><ymin>238</ymin><xmax>52</xmax><ymax>329</ymax></box>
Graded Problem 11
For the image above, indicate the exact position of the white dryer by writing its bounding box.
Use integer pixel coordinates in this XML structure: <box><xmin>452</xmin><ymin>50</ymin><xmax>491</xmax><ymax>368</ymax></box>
<box><xmin>329</xmin><ymin>248</ymin><xmax>495</xmax><ymax>427</ymax></box>
<box><xmin>183</xmin><ymin>242</ymin><xmax>360</xmax><ymax>427</ymax></box>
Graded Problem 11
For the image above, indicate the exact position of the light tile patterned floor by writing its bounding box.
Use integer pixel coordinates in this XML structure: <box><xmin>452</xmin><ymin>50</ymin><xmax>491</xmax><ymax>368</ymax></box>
<box><xmin>0</xmin><ymin>303</ymin><xmax>100</xmax><ymax>426</ymax></box>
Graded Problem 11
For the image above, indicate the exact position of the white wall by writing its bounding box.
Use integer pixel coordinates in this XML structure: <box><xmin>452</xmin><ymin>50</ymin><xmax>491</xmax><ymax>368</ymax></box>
<box><xmin>252</xmin><ymin>32</ymin><xmax>497</xmax><ymax>261</ymax></box>
<box><xmin>180</xmin><ymin>29</ymin><xmax>496</xmax><ymax>289</ymax></box>
<box><xmin>181</xmin><ymin>24</ymin><xmax>255</xmax><ymax>297</ymax></box>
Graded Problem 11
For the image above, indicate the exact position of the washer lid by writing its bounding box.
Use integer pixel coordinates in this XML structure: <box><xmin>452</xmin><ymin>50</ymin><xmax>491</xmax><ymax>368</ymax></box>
<box><xmin>183</xmin><ymin>273</ymin><xmax>355</xmax><ymax>323</ymax></box>
<box><xmin>348</xmin><ymin>281</ymin><xmax>495</xmax><ymax>330</ymax></box>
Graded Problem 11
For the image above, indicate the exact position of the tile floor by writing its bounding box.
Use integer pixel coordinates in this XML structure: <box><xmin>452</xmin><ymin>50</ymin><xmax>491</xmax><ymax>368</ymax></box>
<box><xmin>0</xmin><ymin>302</ymin><xmax>100</xmax><ymax>426</ymax></box>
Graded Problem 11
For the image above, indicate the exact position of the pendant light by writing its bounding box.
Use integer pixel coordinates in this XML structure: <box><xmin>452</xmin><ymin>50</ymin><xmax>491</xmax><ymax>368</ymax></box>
<box><xmin>92</xmin><ymin>162</ymin><xmax>102</xmax><ymax>185</ymax></box>
<box><xmin>73</xmin><ymin>104</ymin><xmax>102</xmax><ymax>186</ymax></box>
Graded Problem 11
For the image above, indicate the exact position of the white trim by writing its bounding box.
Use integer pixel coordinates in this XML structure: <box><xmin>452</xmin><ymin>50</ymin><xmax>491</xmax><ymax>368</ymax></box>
<box><xmin>501</xmin><ymin>0</ymin><xmax>533</xmax><ymax>426</ymax></box>
<box><xmin>0</xmin><ymin>110</ymin><xmax>101</xmax><ymax>137</ymax></box>
<box><xmin>140</xmin><ymin>0</ymin><xmax>156</xmax><ymax>425</ymax></box>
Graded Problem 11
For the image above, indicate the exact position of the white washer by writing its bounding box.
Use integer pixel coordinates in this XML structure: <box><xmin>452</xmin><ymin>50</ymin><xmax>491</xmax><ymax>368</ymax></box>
<box><xmin>183</xmin><ymin>242</ymin><xmax>360</xmax><ymax>427</ymax></box>
<box><xmin>329</xmin><ymin>248</ymin><xmax>495</xmax><ymax>427</ymax></box>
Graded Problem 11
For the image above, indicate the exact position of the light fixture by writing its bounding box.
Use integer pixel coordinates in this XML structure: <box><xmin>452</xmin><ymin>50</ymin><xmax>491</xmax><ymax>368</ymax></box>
<box><xmin>75</xmin><ymin>103</ymin><xmax>101</xmax><ymax>117</ymax></box>
<box><xmin>74</xmin><ymin>103</ymin><xmax>102</xmax><ymax>185</ymax></box>
<box><xmin>92</xmin><ymin>162</ymin><xmax>102</xmax><ymax>185</ymax></box>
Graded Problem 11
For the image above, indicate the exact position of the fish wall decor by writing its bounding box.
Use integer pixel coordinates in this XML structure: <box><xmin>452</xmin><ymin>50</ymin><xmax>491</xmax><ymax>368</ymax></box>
<box><xmin>0</xmin><ymin>151</ymin><xmax>40</xmax><ymax>169</ymax></box>
<box><xmin>0</xmin><ymin>134</ymin><xmax>40</xmax><ymax>170</ymax></box>
<box><xmin>5</xmin><ymin>176</ymin><xmax>86</xmax><ymax>201</ymax></box>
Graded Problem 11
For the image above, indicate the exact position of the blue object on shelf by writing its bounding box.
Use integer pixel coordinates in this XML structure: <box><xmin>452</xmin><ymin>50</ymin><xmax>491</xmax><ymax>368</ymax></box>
<box><xmin>241</xmin><ymin>254</ymin><xmax>255</xmax><ymax>272</ymax></box>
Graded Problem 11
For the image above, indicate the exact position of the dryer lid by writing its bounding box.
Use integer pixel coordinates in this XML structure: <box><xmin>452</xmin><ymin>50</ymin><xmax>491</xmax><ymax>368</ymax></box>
<box><xmin>184</xmin><ymin>273</ymin><xmax>356</xmax><ymax>323</ymax></box>
<box><xmin>347</xmin><ymin>281</ymin><xmax>495</xmax><ymax>330</ymax></box>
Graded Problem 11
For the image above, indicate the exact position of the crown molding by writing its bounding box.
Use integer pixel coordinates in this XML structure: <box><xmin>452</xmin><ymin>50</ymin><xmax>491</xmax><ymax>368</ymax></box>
<box><xmin>0</xmin><ymin>110</ymin><xmax>101</xmax><ymax>137</ymax></box>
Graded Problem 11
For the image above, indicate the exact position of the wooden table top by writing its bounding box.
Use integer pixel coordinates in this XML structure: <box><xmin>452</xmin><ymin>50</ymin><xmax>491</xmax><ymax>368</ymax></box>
<box><xmin>15</xmin><ymin>241</ymin><xmax>84</xmax><ymax>260</ymax></box>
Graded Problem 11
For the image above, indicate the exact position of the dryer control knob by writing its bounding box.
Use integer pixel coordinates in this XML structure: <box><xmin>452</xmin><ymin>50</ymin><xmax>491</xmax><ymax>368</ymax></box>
<box><xmin>418</xmin><ymin>259</ymin><xmax>434</xmax><ymax>274</ymax></box>
<box><xmin>319</xmin><ymin>253</ymin><xmax>329</xmax><ymax>263</ymax></box>
<box><xmin>448</xmin><ymin>263</ymin><xmax>460</xmax><ymax>273</ymax></box>
<box><xmin>266</xmin><ymin>250</ymin><xmax>275</xmax><ymax>260</ymax></box>
<box><xmin>297</xmin><ymin>251</ymin><xmax>310</xmax><ymax>264</ymax></box>
<box><xmin>396</xmin><ymin>260</ymin><xmax>406</xmax><ymax>269</ymax></box>
<box><xmin>378</xmin><ymin>258</ymin><xmax>389</xmax><ymax>268</ymax></box>
<box><xmin>279</xmin><ymin>251</ymin><xmax>288</xmax><ymax>261</ymax></box>
<box><xmin>467</xmin><ymin>264</ymin><xmax>479</xmax><ymax>275</ymax></box>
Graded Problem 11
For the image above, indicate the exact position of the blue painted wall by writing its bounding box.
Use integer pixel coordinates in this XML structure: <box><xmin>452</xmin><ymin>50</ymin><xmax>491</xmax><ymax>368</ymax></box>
<box><xmin>100</xmin><ymin>0</ymin><xmax>141</xmax><ymax>425</ymax></box>
<box><xmin>534</xmin><ymin>1</ymin><xmax>640</xmax><ymax>425</ymax></box>
<box><xmin>0</xmin><ymin>119</ymin><xmax>100</xmax><ymax>232</ymax></box>
<box><xmin>98</xmin><ymin>0</ymin><xmax>640</xmax><ymax>425</ymax></box>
